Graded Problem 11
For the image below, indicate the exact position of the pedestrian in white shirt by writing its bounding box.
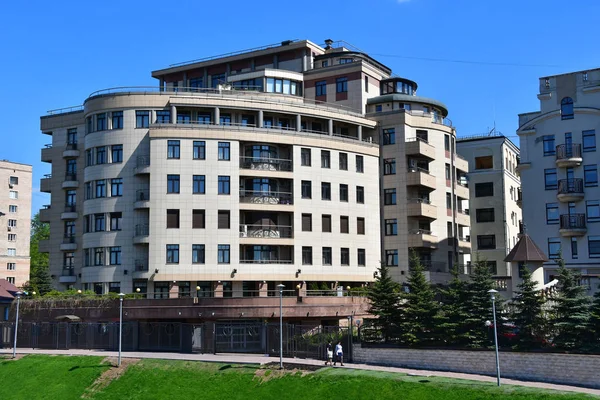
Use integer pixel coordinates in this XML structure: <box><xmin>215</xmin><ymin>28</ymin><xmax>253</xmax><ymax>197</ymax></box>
<box><xmin>333</xmin><ymin>341</ymin><xmax>344</xmax><ymax>366</ymax></box>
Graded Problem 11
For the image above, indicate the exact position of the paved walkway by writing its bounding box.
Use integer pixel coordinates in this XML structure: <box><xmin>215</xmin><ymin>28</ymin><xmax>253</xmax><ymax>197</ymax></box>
<box><xmin>2</xmin><ymin>348</ymin><xmax>599</xmax><ymax>396</ymax></box>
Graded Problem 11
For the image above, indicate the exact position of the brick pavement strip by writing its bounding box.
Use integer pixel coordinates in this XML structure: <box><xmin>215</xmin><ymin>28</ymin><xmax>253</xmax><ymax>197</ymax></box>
<box><xmin>1</xmin><ymin>348</ymin><xmax>599</xmax><ymax>397</ymax></box>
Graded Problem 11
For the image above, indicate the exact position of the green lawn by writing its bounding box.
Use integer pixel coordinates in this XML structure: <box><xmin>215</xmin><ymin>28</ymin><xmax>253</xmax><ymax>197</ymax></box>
<box><xmin>0</xmin><ymin>355</ymin><xmax>596</xmax><ymax>400</ymax></box>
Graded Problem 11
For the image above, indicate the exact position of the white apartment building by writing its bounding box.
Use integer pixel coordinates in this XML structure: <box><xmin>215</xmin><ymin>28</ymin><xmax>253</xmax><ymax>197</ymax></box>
<box><xmin>518</xmin><ymin>68</ymin><xmax>600</xmax><ymax>293</ymax></box>
<box><xmin>0</xmin><ymin>160</ymin><xmax>32</xmax><ymax>287</ymax></box>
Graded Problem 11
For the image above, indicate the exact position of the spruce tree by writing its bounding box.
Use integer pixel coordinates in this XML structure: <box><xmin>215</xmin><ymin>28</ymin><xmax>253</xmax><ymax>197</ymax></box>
<box><xmin>589</xmin><ymin>285</ymin><xmax>600</xmax><ymax>350</ymax></box>
<box><xmin>510</xmin><ymin>265</ymin><xmax>547</xmax><ymax>350</ymax></box>
<box><xmin>367</xmin><ymin>262</ymin><xmax>401</xmax><ymax>343</ymax></box>
<box><xmin>462</xmin><ymin>254</ymin><xmax>497</xmax><ymax>348</ymax></box>
<box><xmin>552</xmin><ymin>256</ymin><xmax>591</xmax><ymax>351</ymax></box>
<box><xmin>438</xmin><ymin>265</ymin><xmax>470</xmax><ymax>346</ymax></box>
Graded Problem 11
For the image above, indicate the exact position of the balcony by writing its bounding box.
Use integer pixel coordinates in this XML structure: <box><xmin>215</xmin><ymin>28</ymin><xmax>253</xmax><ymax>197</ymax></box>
<box><xmin>134</xmin><ymin>189</ymin><xmax>150</xmax><ymax>209</ymax></box>
<box><xmin>239</xmin><ymin>224</ymin><xmax>293</xmax><ymax>245</ymax></box>
<box><xmin>454</xmin><ymin>154</ymin><xmax>469</xmax><ymax>172</ymax></box>
<box><xmin>134</xmin><ymin>155</ymin><xmax>150</xmax><ymax>175</ymax></box>
<box><xmin>60</xmin><ymin>235</ymin><xmax>77</xmax><ymax>251</ymax></box>
<box><xmin>458</xmin><ymin>235</ymin><xmax>472</xmax><ymax>253</ymax></box>
<box><xmin>455</xmin><ymin>209</ymin><xmax>470</xmax><ymax>226</ymax></box>
<box><xmin>41</xmin><ymin>144</ymin><xmax>52</xmax><ymax>163</ymax></box>
<box><xmin>407</xmin><ymin>198</ymin><xmax>437</xmax><ymax>219</ymax></box>
<box><xmin>239</xmin><ymin>190</ymin><xmax>293</xmax><ymax>209</ymax></box>
<box><xmin>63</xmin><ymin>142</ymin><xmax>80</xmax><ymax>158</ymax></box>
<box><xmin>39</xmin><ymin>205</ymin><xmax>51</xmax><ymax>222</ymax></box>
<box><xmin>516</xmin><ymin>188</ymin><xmax>522</xmax><ymax>207</ymax></box>
<box><xmin>62</xmin><ymin>173</ymin><xmax>79</xmax><ymax>189</ymax></box>
<box><xmin>557</xmin><ymin>179</ymin><xmax>584</xmax><ymax>202</ymax></box>
<box><xmin>492</xmin><ymin>276</ymin><xmax>511</xmax><ymax>292</ymax></box>
<box><xmin>559</xmin><ymin>214</ymin><xmax>587</xmax><ymax>237</ymax></box>
<box><xmin>406</xmin><ymin>168</ymin><xmax>436</xmax><ymax>190</ymax></box>
<box><xmin>239</xmin><ymin>156</ymin><xmax>292</xmax><ymax>173</ymax></box>
<box><xmin>405</xmin><ymin>138</ymin><xmax>435</xmax><ymax>159</ymax></box>
<box><xmin>133</xmin><ymin>259</ymin><xmax>150</xmax><ymax>277</ymax></box>
<box><xmin>40</xmin><ymin>174</ymin><xmax>52</xmax><ymax>193</ymax></box>
<box><xmin>407</xmin><ymin>229</ymin><xmax>437</xmax><ymax>249</ymax></box>
<box><xmin>59</xmin><ymin>267</ymin><xmax>77</xmax><ymax>283</ymax></box>
<box><xmin>134</xmin><ymin>224</ymin><xmax>150</xmax><ymax>244</ymax></box>
<box><xmin>454</xmin><ymin>181</ymin><xmax>469</xmax><ymax>199</ymax></box>
<box><xmin>61</xmin><ymin>203</ymin><xmax>78</xmax><ymax>220</ymax></box>
<box><xmin>556</xmin><ymin>144</ymin><xmax>582</xmax><ymax>168</ymax></box>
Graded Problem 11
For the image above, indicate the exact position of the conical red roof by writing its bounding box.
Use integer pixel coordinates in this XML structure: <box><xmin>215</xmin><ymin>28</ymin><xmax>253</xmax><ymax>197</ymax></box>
<box><xmin>504</xmin><ymin>234</ymin><xmax>549</xmax><ymax>262</ymax></box>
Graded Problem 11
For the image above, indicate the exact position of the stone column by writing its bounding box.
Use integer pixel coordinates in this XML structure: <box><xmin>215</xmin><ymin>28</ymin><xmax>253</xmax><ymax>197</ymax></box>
<box><xmin>296</xmin><ymin>114</ymin><xmax>302</xmax><ymax>132</ymax></box>
<box><xmin>357</xmin><ymin>125</ymin><xmax>362</xmax><ymax>141</ymax></box>
<box><xmin>258</xmin><ymin>110</ymin><xmax>264</xmax><ymax>128</ymax></box>
<box><xmin>151</xmin><ymin>110</ymin><xmax>157</xmax><ymax>124</ymax></box>
<box><xmin>259</xmin><ymin>281</ymin><xmax>268</xmax><ymax>297</ymax></box>
<box><xmin>328</xmin><ymin>119</ymin><xmax>334</xmax><ymax>136</ymax></box>
<box><xmin>214</xmin><ymin>281</ymin><xmax>223</xmax><ymax>297</ymax></box>
<box><xmin>169</xmin><ymin>282</ymin><xmax>179</xmax><ymax>299</ymax></box>
<box><xmin>107</xmin><ymin>111</ymin><xmax>113</xmax><ymax>130</ymax></box>
<box><xmin>170</xmin><ymin>105</ymin><xmax>177</xmax><ymax>124</ymax></box>
<box><xmin>214</xmin><ymin>107</ymin><xmax>220</xmax><ymax>125</ymax></box>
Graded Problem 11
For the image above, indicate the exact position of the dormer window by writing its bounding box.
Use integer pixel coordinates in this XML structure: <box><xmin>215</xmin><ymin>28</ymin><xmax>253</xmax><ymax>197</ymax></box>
<box><xmin>339</xmin><ymin>58</ymin><xmax>353</xmax><ymax>64</ymax></box>
<box><xmin>544</xmin><ymin>78</ymin><xmax>550</xmax><ymax>88</ymax></box>
<box><xmin>583</xmin><ymin>72</ymin><xmax>589</xmax><ymax>81</ymax></box>
<box><xmin>321</xmin><ymin>60</ymin><xmax>328</xmax><ymax>67</ymax></box>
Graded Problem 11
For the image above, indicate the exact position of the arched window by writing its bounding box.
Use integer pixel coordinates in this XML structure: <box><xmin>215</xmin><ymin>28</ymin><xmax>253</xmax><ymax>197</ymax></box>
<box><xmin>561</xmin><ymin>97</ymin><xmax>574</xmax><ymax>120</ymax></box>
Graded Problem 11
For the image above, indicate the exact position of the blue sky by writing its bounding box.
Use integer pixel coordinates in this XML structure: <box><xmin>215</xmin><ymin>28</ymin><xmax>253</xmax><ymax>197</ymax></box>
<box><xmin>2</xmin><ymin>0</ymin><xmax>599</xmax><ymax>215</ymax></box>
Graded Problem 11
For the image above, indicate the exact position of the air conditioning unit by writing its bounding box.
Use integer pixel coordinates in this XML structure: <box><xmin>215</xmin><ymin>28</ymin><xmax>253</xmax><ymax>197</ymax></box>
<box><xmin>7</xmin><ymin>226</ymin><xmax>12</xmax><ymax>231</ymax></box>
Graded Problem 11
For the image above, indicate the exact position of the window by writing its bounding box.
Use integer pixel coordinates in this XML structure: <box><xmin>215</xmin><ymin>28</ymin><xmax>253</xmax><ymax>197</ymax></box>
<box><xmin>444</xmin><ymin>135</ymin><xmax>450</xmax><ymax>151</ymax></box>
<box><xmin>7</xmin><ymin>263</ymin><xmax>15</xmax><ymax>270</ymax></box>
<box><xmin>167</xmin><ymin>140</ymin><xmax>180</xmax><ymax>159</ymax></box>
<box><xmin>384</xmin><ymin>159</ymin><xmax>396</xmax><ymax>175</ymax></box>
<box><xmin>197</xmin><ymin>113</ymin><xmax>211</xmax><ymax>124</ymax></box>
<box><xmin>339</xmin><ymin>153</ymin><xmax>348</xmax><ymax>170</ymax></box>
<box><xmin>9</xmin><ymin>191</ymin><xmax>17</xmax><ymax>199</ymax></box>
<box><xmin>7</xmin><ymin>219</ymin><xmax>16</xmax><ymax>228</ymax></box>
<box><xmin>357</xmin><ymin>249</ymin><xmax>366</xmax><ymax>266</ymax></box>
<box><xmin>8</xmin><ymin>205</ymin><xmax>17</xmax><ymax>213</ymax></box>
<box><xmin>383</xmin><ymin>128</ymin><xmax>395</xmax><ymax>145</ymax></box>
<box><xmin>6</xmin><ymin>277</ymin><xmax>14</xmax><ymax>285</ymax></box>
<box><xmin>7</xmin><ymin>234</ymin><xmax>16</xmax><ymax>241</ymax></box>
<box><xmin>166</xmin><ymin>244</ymin><xmax>179</xmax><ymax>263</ymax></box>
<box><xmin>112</xmin><ymin>111</ymin><xmax>123</xmax><ymax>129</ymax></box>
<box><xmin>109</xmin><ymin>247</ymin><xmax>121</xmax><ymax>265</ymax></box>
<box><xmin>322</xmin><ymin>247</ymin><xmax>332</xmax><ymax>265</ymax></box>
<box><xmin>353</xmin><ymin>217</ymin><xmax>364</xmax><ymax>235</ymax></box>
<box><xmin>136</xmin><ymin>111</ymin><xmax>150</xmax><ymax>128</ymax></box>
<box><xmin>217</xmin><ymin>210</ymin><xmax>230</xmax><ymax>229</ymax></box>
<box><xmin>546</xmin><ymin>203</ymin><xmax>559</xmax><ymax>224</ymax></box>
<box><xmin>218</xmin><ymin>176</ymin><xmax>230</xmax><ymax>194</ymax></box>
<box><xmin>110</xmin><ymin>212</ymin><xmax>122</xmax><ymax>231</ymax></box>
<box><xmin>96</xmin><ymin>147</ymin><xmax>107</xmax><ymax>164</ymax></box>
<box><xmin>386</xmin><ymin>250</ymin><xmax>398</xmax><ymax>266</ymax></box>
<box><xmin>375</xmin><ymin>105</ymin><xmax>382</xmax><ymax>112</ymax></box>
<box><xmin>218</xmin><ymin>245</ymin><xmax>230</xmax><ymax>264</ymax></box>
<box><xmin>321</xmin><ymin>150</ymin><xmax>330</xmax><ymax>168</ymax></box>
<box><xmin>356</xmin><ymin>186</ymin><xmax>364</xmax><ymax>204</ymax></box>
<box><xmin>322</xmin><ymin>215</ymin><xmax>332</xmax><ymax>233</ymax></box>
<box><xmin>339</xmin><ymin>184</ymin><xmax>348</xmax><ymax>202</ymax></box>
<box><xmin>156</xmin><ymin>110</ymin><xmax>170</xmax><ymax>123</ymax></box>
<box><xmin>583</xmin><ymin>130</ymin><xmax>596</xmax><ymax>152</ymax></box>
<box><xmin>7</xmin><ymin>248</ymin><xmax>16</xmax><ymax>256</ymax></box>
<box><xmin>302</xmin><ymin>213</ymin><xmax>312</xmax><ymax>231</ymax></box>
<box><xmin>584</xmin><ymin>165</ymin><xmax>598</xmax><ymax>187</ymax></box>
<box><xmin>544</xmin><ymin>169</ymin><xmax>558</xmax><ymax>190</ymax></box>
<box><xmin>385</xmin><ymin>219</ymin><xmax>398</xmax><ymax>236</ymax></box>
<box><xmin>321</xmin><ymin>61</ymin><xmax>329</xmax><ymax>67</ymax></box>
<box><xmin>589</xmin><ymin>236</ymin><xmax>600</xmax><ymax>258</ymax></box>
<box><xmin>476</xmin><ymin>208</ymin><xmax>495</xmax><ymax>223</ymax></box>
<box><xmin>542</xmin><ymin>135</ymin><xmax>556</xmax><ymax>156</ymax></box>
<box><xmin>364</xmin><ymin>76</ymin><xmax>369</xmax><ymax>92</ymax></box>
<box><xmin>192</xmin><ymin>244</ymin><xmax>205</xmax><ymax>264</ymax></box>
<box><xmin>220</xmin><ymin>114</ymin><xmax>232</xmax><ymax>125</ymax></box>
<box><xmin>86</xmin><ymin>149</ymin><xmax>93</xmax><ymax>166</ymax></box>
<box><xmin>94</xmin><ymin>213</ymin><xmax>105</xmax><ymax>232</ymax></box>
<box><xmin>193</xmin><ymin>210</ymin><xmax>206</xmax><ymax>229</ymax></box>
<box><xmin>111</xmin><ymin>145</ymin><xmax>123</xmax><ymax>163</ymax></box>
<box><xmin>301</xmin><ymin>148</ymin><xmax>311</xmax><ymax>166</ymax></box>
<box><xmin>193</xmin><ymin>141</ymin><xmax>206</xmax><ymax>160</ymax></box>
<box><xmin>384</xmin><ymin>188</ymin><xmax>396</xmax><ymax>205</ymax></box>
<box><xmin>316</xmin><ymin>80</ymin><xmax>327</xmax><ymax>96</ymax></box>
<box><xmin>561</xmin><ymin>97</ymin><xmax>574</xmax><ymax>120</ymax></box>
<box><xmin>356</xmin><ymin>155</ymin><xmax>364</xmax><ymax>173</ymax></box>
<box><xmin>340</xmin><ymin>248</ymin><xmax>350</xmax><ymax>265</ymax></box>
<box><xmin>218</xmin><ymin>142</ymin><xmax>230</xmax><ymax>160</ymax></box>
<box><xmin>548</xmin><ymin>238</ymin><xmax>561</xmax><ymax>259</ymax></box>
<box><xmin>66</xmin><ymin>159</ymin><xmax>77</xmax><ymax>176</ymax></box>
<box><xmin>321</xmin><ymin>182</ymin><xmax>331</xmax><ymax>200</ymax></box>
<box><xmin>95</xmin><ymin>180</ymin><xmax>106</xmax><ymax>198</ymax></box>
<box><xmin>571</xmin><ymin>237</ymin><xmax>578</xmax><ymax>259</ymax></box>
<box><xmin>477</xmin><ymin>235</ymin><xmax>496</xmax><ymax>250</ymax></box>
<box><xmin>163</xmin><ymin>175</ymin><xmax>180</xmax><ymax>195</ymax></box>
<box><xmin>587</xmin><ymin>201</ymin><xmax>600</xmax><ymax>222</ymax></box>
<box><xmin>340</xmin><ymin>216</ymin><xmax>349</xmax><ymax>234</ymax></box>
<box><xmin>110</xmin><ymin>178</ymin><xmax>123</xmax><ymax>197</ymax></box>
<box><xmin>301</xmin><ymin>180</ymin><xmax>312</xmax><ymax>199</ymax></box>
<box><xmin>193</xmin><ymin>175</ymin><xmax>206</xmax><ymax>194</ymax></box>
<box><xmin>94</xmin><ymin>248</ymin><xmax>104</xmax><ymax>266</ymax></box>
<box><xmin>446</xmin><ymin>193</ymin><xmax>452</xmax><ymax>209</ymax></box>
<box><xmin>475</xmin><ymin>156</ymin><xmax>493</xmax><ymax>169</ymax></box>
<box><xmin>302</xmin><ymin>247</ymin><xmax>313</xmax><ymax>265</ymax></box>
<box><xmin>96</xmin><ymin>113</ymin><xmax>106</xmax><ymax>131</ymax></box>
<box><xmin>336</xmin><ymin>77</ymin><xmax>348</xmax><ymax>93</ymax></box>
<box><xmin>475</xmin><ymin>182</ymin><xmax>494</xmax><ymax>197</ymax></box>
<box><xmin>86</xmin><ymin>117</ymin><xmax>92</xmax><ymax>133</ymax></box>
<box><xmin>67</xmin><ymin>128</ymin><xmax>77</xmax><ymax>145</ymax></box>
<box><xmin>166</xmin><ymin>209</ymin><xmax>180</xmax><ymax>229</ymax></box>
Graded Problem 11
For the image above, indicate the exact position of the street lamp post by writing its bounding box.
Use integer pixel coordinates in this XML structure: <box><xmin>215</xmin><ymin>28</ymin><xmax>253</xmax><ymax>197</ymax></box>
<box><xmin>118</xmin><ymin>293</ymin><xmax>125</xmax><ymax>367</ymax></box>
<box><xmin>12</xmin><ymin>291</ymin><xmax>22</xmax><ymax>359</ymax></box>
<box><xmin>277</xmin><ymin>284</ymin><xmax>285</xmax><ymax>369</ymax></box>
<box><xmin>488</xmin><ymin>289</ymin><xmax>501</xmax><ymax>387</ymax></box>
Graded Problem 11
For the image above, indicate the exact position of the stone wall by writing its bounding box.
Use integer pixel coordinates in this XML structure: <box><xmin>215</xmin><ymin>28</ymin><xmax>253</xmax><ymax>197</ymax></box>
<box><xmin>353</xmin><ymin>345</ymin><xmax>600</xmax><ymax>389</ymax></box>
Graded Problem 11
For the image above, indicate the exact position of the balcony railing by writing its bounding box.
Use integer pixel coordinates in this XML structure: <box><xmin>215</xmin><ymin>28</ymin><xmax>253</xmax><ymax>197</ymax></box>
<box><xmin>135</xmin><ymin>260</ymin><xmax>149</xmax><ymax>272</ymax></box>
<box><xmin>409</xmin><ymin>260</ymin><xmax>447</xmax><ymax>272</ymax></box>
<box><xmin>408</xmin><ymin>229</ymin><xmax>432</xmax><ymax>235</ymax></box>
<box><xmin>407</xmin><ymin>198</ymin><xmax>431</xmax><ymax>204</ymax></box>
<box><xmin>405</xmin><ymin>137</ymin><xmax>429</xmax><ymax>144</ymax></box>
<box><xmin>459</xmin><ymin>235</ymin><xmax>471</xmax><ymax>242</ymax></box>
<box><xmin>557</xmin><ymin>178</ymin><xmax>584</xmax><ymax>195</ymax></box>
<box><xmin>65</xmin><ymin>173</ymin><xmax>77</xmax><ymax>181</ymax></box>
<box><xmin>407</xmin><ymin>166</ymin><xmax>432</xmax><ymax>175</ymax></box>
<box><xmin>61</xmin><ymin>267</ymin><xmax>75</xmax><ymax>276</ymax></box>
<box><xmin>64</xmin><ymin>203</ymin><xmax>76</xmax><ymax>212</ymax></box>
<box><xmin>239</xmin><ymin>259</ymin><xmax>294</xmax><ymax>264</ymax></box>
<box><xmin>65</xmin><ymin>142</ymin><xmax>78</xmax><ymax>151</ymax></box>
<box><xmin>239</xmin><ymin>190</ymin><xmax>293</xmax><ymax>205</ymax></box>
<box><xmin>136</xmin><ymin>189</ymin><xmax>150</xmax><ymax>201</ymax></box>
<box><xmin>63</xmin><ymin>235</ymin><xmax>76</xmax><ymax>244</ymax></box>
<box><xmin>239</xmin><ymin>224</ymin><xmax>293</xmax><ymax>239</ymax></box>
<box><xmin>135</xmin><ymin>224</ymin><xmax>149</xmax><ymax>236</ymax></box>
<box><xmin>560</xmin><ymin>214</ymin><xmax>586</xmax><ymax>230</ymax></box>
<box><xmin>239</xmin><ymin>156</ymin><xmax>292</xmax><ymax>172</ymax></box>
<box><xmin>457</xmin><ymin>209</ymin><xmax>469</xmax><ymax>215</ymax></box>
<box><xmin>556</xmin><ymin>143</ymin><xmax>582</xmax><ymax>160</ymax></box>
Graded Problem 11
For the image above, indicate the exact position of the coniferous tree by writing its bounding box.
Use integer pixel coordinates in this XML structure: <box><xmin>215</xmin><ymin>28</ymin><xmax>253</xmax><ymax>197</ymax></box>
<box><xmin>438</xmin><ymin>265</ymin><xmax>470</xmax><ymax>346</ymax></box>
<box><xmin>510</xmin><ymin>265</ymin><xmax>547</xmax><ymax>350</ymax></box>
<box><xmin>27</xmin><ymin>213</ymin><xmax>53</xmax><ymax>294</ymax></box>
<box><xmin>552</xmin><ymin>256</ymin><xmax>591</xmax><ymax>351</ymax></box>
<box><xmin>589</xmin><ymin>285</ymin><xmax>600</xmax><ymax>350</ymax></box>
<box><xmin>367</xmin><ymin>262</ymin><xmax>401</xmax><ymax>343</ymax></box>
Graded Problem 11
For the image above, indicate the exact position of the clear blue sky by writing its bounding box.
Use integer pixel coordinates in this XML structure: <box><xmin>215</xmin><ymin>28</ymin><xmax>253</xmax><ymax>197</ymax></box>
<box><xmin>2</xmin><ymin>0</ymin><xmax>599</xmax><ymax>215</ymax></box>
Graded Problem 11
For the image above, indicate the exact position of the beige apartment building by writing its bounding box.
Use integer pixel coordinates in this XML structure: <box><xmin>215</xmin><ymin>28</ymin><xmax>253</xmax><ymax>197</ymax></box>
<box><xmin>518</xmin><ymin>68</ymin><xmax>600</xmax><ymax>294</ymax></box>
<box><xmin>457</xmin><ymin>135</ymin><xmax>522</xmax><ymax>294</ymax></box>
<box><xmin>0</xmin><ymin>160</ymin><xmax>32</xmax><ymax>287</ymax></box>
<box><xmin>39</xmin><ymin>39</ymin><xmax>469</xmax><ymax>295</ymax></box>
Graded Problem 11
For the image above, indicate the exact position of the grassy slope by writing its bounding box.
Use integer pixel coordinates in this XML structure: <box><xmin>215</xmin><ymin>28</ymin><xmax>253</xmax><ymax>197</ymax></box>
<box><xmin>0</xmin><ymin>355</ymin><xmax>109</xmax><ymax>400</ymax></box>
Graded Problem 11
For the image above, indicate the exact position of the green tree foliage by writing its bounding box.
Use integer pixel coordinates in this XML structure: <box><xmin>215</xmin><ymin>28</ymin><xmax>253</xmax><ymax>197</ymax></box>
<box><xmin>462</xmin><ymin>254</ymin><xmax>497</xmax><ymax>348</ymax></box>
<box><xmin>589</xmin><ymin>285</ymin><xmax>600</xmax><ymax>349</ymax></box>
<box><xmin>367</xmin><ymin>263</ymin><xmax>401</xmax><ymax>342</ymax></box>
<box><xmin>438</xmin><ymin>265</ymin><xmax>470</xmax><ymax>347</ymax></box>
<box><xmin>27</xmin><ymin>213</ymin><xmax>53</xmax><ymax>295</ymax></box>
<box><xmin>552</xmin><ymin>256</ymin><xmax>591</xmax><ymax>351</ymax></box>
<box><xmin>510</xmin><ymin>265</ymin><xmax>547</xmax><ymax>350</ymax></box>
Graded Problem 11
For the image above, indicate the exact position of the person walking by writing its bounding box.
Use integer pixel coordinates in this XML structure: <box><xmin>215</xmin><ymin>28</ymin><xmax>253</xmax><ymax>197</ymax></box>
<box><xmin>333</xmin><ymin>341</ymin><xmax>344</xmax><ymax>366</ymax></box>
<box><xmin>325</xmin><ymin>342</ymin><xmax>333</xmax><ymax>366</ymax></box>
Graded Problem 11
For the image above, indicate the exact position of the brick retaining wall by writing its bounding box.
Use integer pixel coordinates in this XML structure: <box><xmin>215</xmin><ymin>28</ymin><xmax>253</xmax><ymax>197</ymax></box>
<box><xmin>353</xmin><ymin>345</ymin><xmax>600</xmax><ymax>389</ymax></box>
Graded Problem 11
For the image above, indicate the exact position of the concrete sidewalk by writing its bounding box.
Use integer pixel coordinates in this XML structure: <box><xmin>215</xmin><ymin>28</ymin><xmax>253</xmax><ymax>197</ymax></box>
<box><xmin>2</xmin><ymin>348</ymin><xmax>599</xmax><ymax>396</ymax></box>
